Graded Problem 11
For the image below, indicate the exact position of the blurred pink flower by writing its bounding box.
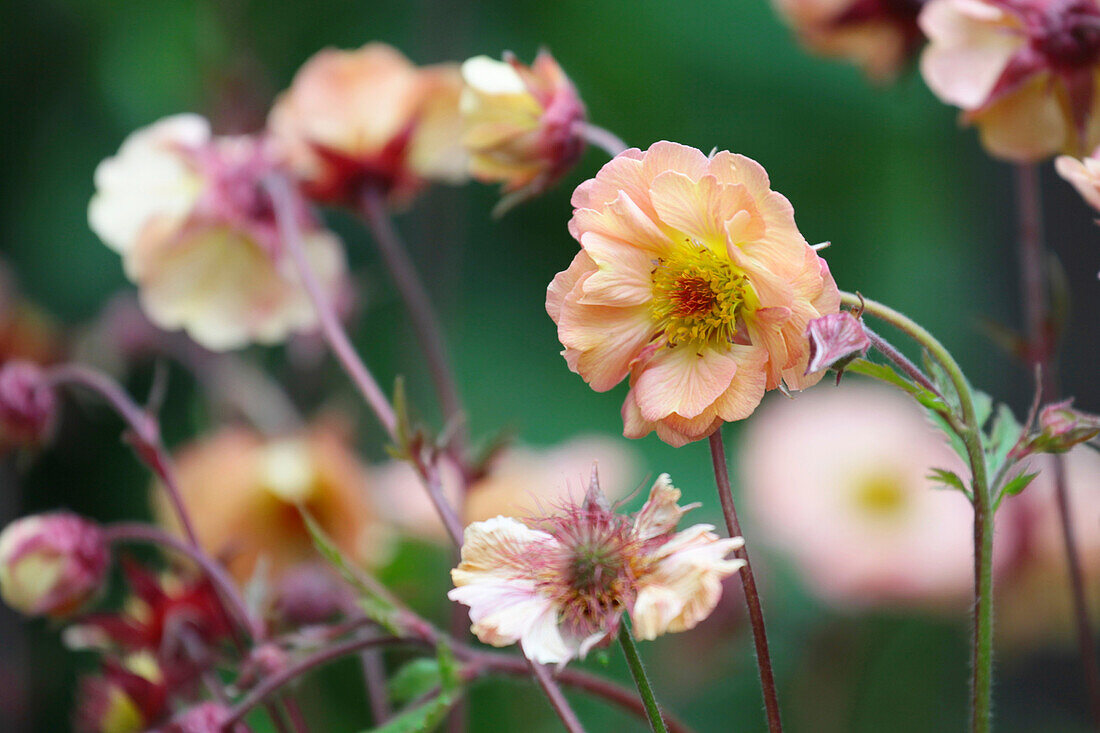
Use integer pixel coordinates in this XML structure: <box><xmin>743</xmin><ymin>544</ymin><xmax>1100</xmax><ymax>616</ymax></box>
<box><xmin>741</xmin><ymin>381</ymin><xmax>1023</xmax><ymax>609</ymax></box>
<box><xmin>773</xmin><ymin>0</ymin><xmax>924</xmax><ymax>80</ymax></box>
<box><xmin>548</xmin><ymin>141</ymin><xmax>839</xmax><ymax>447</ymax></box>
<box><xmin>372</xmin><ymin>435</ymin><xmax>640</xmax><ymax>544</ymax></box>
<box><xmin>448</xmin><ymin>475</ymin><xmax>745</xmax><ymax>665</ymax></box>
<box><xmin>88</xmin><ymin>115</ymin><xmax>346</xmax><ymax>351</ymax></box>
<box><xmin>460</xmin><ymin>51</ymin><xmax>586</xmax><ymax>213</ymax></box>
<box><xmin>920</xmin><ymin>0</ymin><xmax>1100</xmax><ymax>161</ymax></box>
<box><xmin>268</xmin><ymin>43</ymin><xmax>467</xmax><ymax>206</ymax></box>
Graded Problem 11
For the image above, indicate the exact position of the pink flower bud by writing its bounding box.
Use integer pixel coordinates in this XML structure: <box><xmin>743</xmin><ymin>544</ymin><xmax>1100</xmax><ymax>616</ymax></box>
<box><xmin>0</xmin><ymin>513</ymin><xmax>108</xmax><ymax>617</ymax></box>
<box><xmin>804</xmin><ymin>311</ymin><xmax>870</xmax><ymax>375</ymax></box>
<box><xmin>0</xmin><ymin>360</ymin><xmax>56</xmax><ymax>445</ymax></box>
<box><xmin>273</xmin><ymin>563</ymin><xmax>352</xmax><ymax>625</ymax></box>
<box><xmin>163</xmin><ymin>702</ymin><xmax>249</xmax><ymax>733</ymax></box>
<box><xmin>1025</xmin><ymin>398</ymin><xmax>1100</xmax><ymax>454</ymax></box>
<box><xmin>236</xmin><ymin>643</ymin><xmax>290</xmax><ymax>690</ymax></box>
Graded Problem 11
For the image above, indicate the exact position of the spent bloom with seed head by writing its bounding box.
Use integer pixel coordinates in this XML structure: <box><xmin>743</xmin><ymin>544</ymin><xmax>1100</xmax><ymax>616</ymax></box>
<box><xmin>547</xmin><ymin>141</ymin><xmax>840</xmax><ymax>447</ymax></box>
<box><xmin>0</xmin><ymin>360</ymin><xmax>57</xmax><ymax>447</ymax></box>
<box><xmin>268</xmin><ymin>43</ymin><xmax>467</xmax><ymax>206</ymax></box>
<box><xmin>920</xmin><ymin>0</ymin><xmax>1100</xmax><ymax>160</ymax></box>
<box><xmin>448</xmin><ymin>474</ymin><xmax>745</xmax><ymax>665</ymax></box>
<box><xmin>773</xmin><ymin>0</ymin><xmax>925</xmax><ymax>80</ymax></box>
<box><xmin>0</xmin><ymin>513</ymin><xmax>108</xmax><ymax>617</ymax></box>
<box><xmin>88</xmin><ymin>114</ymin><xmax>346</xmax><ymax>351</ymax></box>
<box><xmin>461</xmin><ymin>51</ymin><xmax>586</xmax><ymax>215</ymax></box>
<box><xmin>804</xmin><ymin>310</ymin><xmax>871</xmax><ymax>375</ymax></box>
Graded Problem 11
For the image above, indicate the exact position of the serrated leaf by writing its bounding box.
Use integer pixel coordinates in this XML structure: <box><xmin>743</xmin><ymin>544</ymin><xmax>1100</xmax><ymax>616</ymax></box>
<box><xmin>971</xmin><ymin>390</ymin><xmax>994</xmax><ymax>432</ymax></box>
<box><xmin>995</xmin><ymin>471</ymin><xmax>1039</xmax><ymax>510</ymax></box>
<box><xmin>389</xmin><ymin>659</ymin><xmax>442</xmax><ymax>706</ymax></box>
<box><xmin>845</xmin><ymin>360</ymin><xmax>950</xmax><ymax>415</ymax></box>
<box><xmin>986</xmin><ymin>403</ymin><xmax>1023</xmax><ymax>483</ymax></box>
<box><xmin>928</xmin><ymin>467</ymin><xmax>969</xmax><ymax>495</ymax></box>
<box><xmin>364</xmin><ymin>643</ymin><xmax>461</xmax><ymax>733</ymax></box>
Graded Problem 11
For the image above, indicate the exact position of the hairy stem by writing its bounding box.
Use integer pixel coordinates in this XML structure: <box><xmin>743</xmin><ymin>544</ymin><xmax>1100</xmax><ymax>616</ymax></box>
<box><xmin>618</xmin><ymin>624</ymin><xmax>668</xmax><ymax>733</ymax></box>
<box><xmin>574</xmin><ymin>122</ymin><xmax>629</xmax><ymax>158</ymax></box>
<box><xmin>527</xmin><ymin>659</ymin><xmax>586</xmax><ymax>733</ymax></box>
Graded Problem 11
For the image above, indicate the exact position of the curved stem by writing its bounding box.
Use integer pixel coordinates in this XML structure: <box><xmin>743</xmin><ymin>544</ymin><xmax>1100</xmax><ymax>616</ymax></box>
<box><xmin>618</xmin><ymin>624</ymin><xmax>668</xmax><ymax>733</ymax></box>
<box><xmin>708</xmin><ymin>429</ymin><xmax>783</xmax><ymax>733</ymax></box>
<box><xmin>862</xmin><ymin>326</ymin><xmax>942</xmax><ymax>397</ymax></box>
<box><xmin>574</xmin><ymin>122</ymin><xmax>629</xmax><ymax>158</ymax></box>
<box><xmin>527</xmin><ymin>658</ymin><xmax>586</xmax><ymax>733</ymax></box>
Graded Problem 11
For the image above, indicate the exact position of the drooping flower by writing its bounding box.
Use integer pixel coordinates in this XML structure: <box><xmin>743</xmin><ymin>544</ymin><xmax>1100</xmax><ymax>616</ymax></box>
<box><xmin>0</xmin><ymin>360</ymin><xmax>57</xmax><ymax>447</ymax></box>
<box><xmin>88</xmin><ymin>114</ymin><xmax>346</xmax><ymax>351</ymax></box>
<box><xmin>152</xmin><ymin>422</ymin><xmax>387</xmax><ymax>583</ymax></box>
<box><xmin>772</xmin><ymin>0</ymin><xmax>925</xmax><ymax>80</ymax></box>
<box><xmin>448</xmin><ymin>474</ymin><xmax>745</xmax><ymax>665</ymax></box>
<box><xmin>920</xmin><ymin>0</ymin><xmax>1100</xmax><ymax>161</ymax></box>
<box><xmin>372</xmin><ymin>435</ymin><xmax>640</xmax><ymax>544</ymax></box>
<box><xmin>741</xmin><ymin>381</ymin><xmax>1024</xmax><ymax>609</ymax></box>
<box><xmin>74</xmin><ymin>656</ymin><xmax>169</xmax><ymax>733</ymax></box>
<box><xmin>268</xmin><ymin>43</ymin><xmax>467</xmax><ymax>206</ymax></box>
<box><xmin>460</xmin><ymin>51</ymin><xmax>586</xmax><ymax>214</ymax></box>
<box><xmin>0</xmin><ymin>513</ymin><xmax>108</xmax><ymax>617</ymax></box>
<box><xmin>1056</xmin><ymin>147</ymin><xmax>1100</xmax><ymax>246</ymax></box>
<box><xmin>547</xmin><ymin>141</ymin><xmax>840</xmax><ymax>447</ymax></box>
<box><xmin>804</xmin><ymin>310</ymin><xmax>871</xmax><ymax>375</ymax></box>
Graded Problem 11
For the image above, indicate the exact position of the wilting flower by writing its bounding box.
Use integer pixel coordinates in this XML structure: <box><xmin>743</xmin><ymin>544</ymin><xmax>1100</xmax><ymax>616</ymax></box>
<box><xmin>88</xmin><ymin>114</ymin><xmax>346</xmax><ymax>351</ymax></box>
<box><xmin>268</xmin><ymin>43</ymin><xmax>467</xmax><ymax>206</ymax></box>
<box><xmin>741</xmin><ymin>382</ymin><xmax>1023</xmax><ymax>608</ymax></box>
<box><xmin>0</xmin><ymin>360</ymin><xmax>57</xmax><ymax>447</ymax></box>
<box><xmin>75</xmin><ymin>656</ymin><xmax>168</xmax><ymax>733</ymax></box>
<box><xmin>461</xmin><ymin>51</ymin><xmax>586</xmax><ymax>213</ymax></box>
<box><xmin>0</xmin><ymin>513</ymin><xmax>108</xmax><ymax>617</ymax></box>
<box><xmin>153</xmin><ymin>422</ymin><xmax>386</xmax><ymax>583</ymax></box>
<box><xmin>804</xmin><ymin>310</ymin><xmax>870</xmax><ymax>375</ymax></box>
<box><xmin>548</xmin><ymin>141</ymin><xmax>840</xmax><ymax>447</ymax></box>
<box><xmin>772</xmin><ymin>0</ymin><xmax>925</xmax><ymax>80</ymax></box>
<box><xmin>920</xmin><ymin>0</ymin><xmax>1100</xmax><ymax>161</ymax></box>
<box><xmin>449</xmin><ymin>474</ymin><xmax>744</xmax><ymax>665</ymax></box>
<box><xmin>372</xmin><ymin>435</ymin><xmax>640</xmax><ymax>543</ymax></box>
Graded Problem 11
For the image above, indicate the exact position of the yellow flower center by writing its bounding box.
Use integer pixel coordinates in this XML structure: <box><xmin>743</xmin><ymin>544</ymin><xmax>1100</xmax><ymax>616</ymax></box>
<box><xmin>852</xmin><ymin>472</ymin><xmax>908</xmax><ymax>517</ymax></box>
<box><xmin>650</xmin><ymin>243</ymin><xmax>748</xmax><ymax>348</ymax></box>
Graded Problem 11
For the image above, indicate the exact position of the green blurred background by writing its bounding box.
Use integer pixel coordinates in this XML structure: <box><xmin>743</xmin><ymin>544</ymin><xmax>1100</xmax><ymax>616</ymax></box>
<box><xmin>1</xmin><ymin>0</ymin><xmax>1098</xmax><ymax>731</ymax></box>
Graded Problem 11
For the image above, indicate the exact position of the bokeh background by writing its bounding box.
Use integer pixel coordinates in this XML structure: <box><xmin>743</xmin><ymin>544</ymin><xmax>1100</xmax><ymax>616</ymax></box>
<box><xmin>2</xmin><ymin>0</ymin><xmax>1099</xmax><ymax>731</ymax></box>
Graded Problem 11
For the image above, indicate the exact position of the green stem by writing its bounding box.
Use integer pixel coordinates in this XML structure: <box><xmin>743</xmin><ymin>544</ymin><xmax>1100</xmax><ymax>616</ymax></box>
<box><xmin>618</xmin><ymin>624</ymin><xmax>669</xmax><ymax>733</ymax></box>
<box><xmin>841</xmin><ymin>291</ymin><xmax>994</xmax><ymax>733</ymax></box>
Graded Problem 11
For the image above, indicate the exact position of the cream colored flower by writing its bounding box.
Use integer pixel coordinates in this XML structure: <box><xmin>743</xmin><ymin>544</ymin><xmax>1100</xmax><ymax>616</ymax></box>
<box><xmin>449</xmin><ymin>475</ymin><xmax>744</xmax><ymax>665</ymax></box>
<box><xmin>88</xmin><ymin>115</ymin><xmax>346</xmax><ymax>351</ymax></box>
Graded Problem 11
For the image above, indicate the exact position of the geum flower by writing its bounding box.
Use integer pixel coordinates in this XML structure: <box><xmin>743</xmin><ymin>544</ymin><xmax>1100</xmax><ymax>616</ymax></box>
<box><xmin>547</xmin><ymin>142</ymin><xmax>840</xmax><ymax>447</ymax></box>
<box><xmin>920</xmin><ymin>0</ymin><xmax>1100</xmax><ymax>160</ymax></box>
<box><xmin>88</xmin><ymin>114</ymin><xmax>346</xmax><ymax>351</ymax></box>
<box><xmin>448</xmin><ymin>474</ymin><xmax>745</xmax><ymax>666</ymax></box>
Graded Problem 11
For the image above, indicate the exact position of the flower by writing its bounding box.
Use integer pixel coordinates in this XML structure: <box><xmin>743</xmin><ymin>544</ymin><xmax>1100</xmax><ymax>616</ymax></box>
<box><xmin>547</xmin><ymin>141</ymin><xmax>840</xmax><ymax>447</ymax></box>
<box><xmin>919</xmin><ymin>0</ymin><xmax>1100</xmax><ymax>161</ymax></box>
<box><xmin>741</xmin><ymin>381</ymin><xmax>1023</xmax><ymax>609</ymax></box>
<box><xmin>804</xmin><ymin>310</ymin><xmax>870</xmax><ymax>375</ymax></box>
<box><xmin>772</xmin><ymin>0</ymin><xmax>924</xmax><ymax>80</ymax></box>
<box><xmin>152</xmin><ymin>422</ymin><xmax>387</xmax><ymax>583</ymax></box>
<box><xmin>1056</xmin><ymin>147</ymin><xmax>1100</xmax><ymax>233</ymax></box>
<box><xmin>0</xmin><ymin>360</ymin><xmax>57</xmax><ymax>447</ymax></box>
<box><xmin>0</xmin><ymin>513</ymin><xmax>108</xmax><ymax>617</ymax></box>
<box><xmin>372</xmin><ymin>435</ymin><xmax>640</xmax><ymax>544</ymax></box>
<box><xmin>74</xmin><ymin>657</ymin><xmax>168</xmax><ymax>733</ymax></box>
<box><xmin>163</xmin><ymin>702</ymin><xmax>249</xmax><ymax>733</ymax></box>
<box><xmin>448</xmin><ymin>474</ymin><xmax>745</xmax><ymax>665</ymax></box>
<box><xmin>460</xmin><ymin>51</ymin><xmax>586</xmax><ymax>214</ymax></box>
<box><xmin>88</xmin><ymin>114</ymin><xmax>346</xmax><ymax>351</ymax></box>
<box><xmin>268</xmin><ymin>43</ymin><xmax>467</xmax><ymax>206</ymax></box>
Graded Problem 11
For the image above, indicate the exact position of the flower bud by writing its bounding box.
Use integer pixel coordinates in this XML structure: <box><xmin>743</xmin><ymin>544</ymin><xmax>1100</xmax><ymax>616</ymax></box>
<box><xmin>1024</xmin><ymin>399</ymin><xmax>1100</xmax><ymax>455</ymax></box>
<box><xmin>273</xmin><ymin>562</ymin><xmax>352</xmax><ymax>625</ymax></box>
<box><xmin>0</xmin><ymin>360</ymin><xmax>56</xmax><ymax>445</ymax></box>
<box><xmin>163</xmin><ymin>702</ymin><xmax>249</xmax><ymax>733</ymax></box>
<box><xmin>460</xmin><ymin>51</ymin><xmax>586</xmax><ymax>214</ymax></box>
<box><xmin>804</xmin><ymin>311</ymin><xmax>870</xmax><ymax>375</ymax></box>
<box><xmin>0</xmin><ymin>513</ymin><xmax>108</xmax><ymax>617</ymax></box>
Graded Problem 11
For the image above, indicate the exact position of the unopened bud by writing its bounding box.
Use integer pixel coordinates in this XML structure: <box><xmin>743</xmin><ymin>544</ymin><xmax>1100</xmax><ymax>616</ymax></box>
<box><xmin>163</xmin><ymin>702</ymin><xmax>249</xmax><ymax>733</ymax></box>
<box><xmin>0</xmin><ymin>513</ymin><xmax>108</xmax><ymax>617</ymax></box>
<box><xmin>804</xmin><ymin>311</ymin><xmax>870</xmax><ymax>375</ymax></box>
<box><xmin>1024</xmin><ymin>399</ymin><xmax>1100</xmax><ymax>455</ymax></box>
<box><xmin>274</xmin><ymin>563</ymin><xmax>352</xmax><ymax>626</ymax></box>
<box><xmin>0</xmin><ymin>360</ymin><xmax>56</xmax><ymax>445</ymax></box>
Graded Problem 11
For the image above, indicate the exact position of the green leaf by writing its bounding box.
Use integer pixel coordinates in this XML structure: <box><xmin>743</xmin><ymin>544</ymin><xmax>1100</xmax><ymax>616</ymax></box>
<box><xmin>845</xmin><ymin>359</ymin><xmax>950</xmax><ymax>415</ymax></box>
<box><xmin>971</xmin><ymin>390</ymin><xmax>994</xmax><ymax>432</ymax></box>
<box><xmin>928</xmin><ymin>467</ymin><xmax>969</xmax><ymax>496</ymax></box>
<box><xmin>389</xmin><ymin>659</ymin><xmax>442</xmax><ymax>706</ymax></box>
<box><xmin>363</xmin><ymin>643</ymin><xmax>461</xmax><ymax>733</ymax></box>
<box><xmin>995</xmin><ymin>471</ymin><xmax>1038</xmax><ymax>510</ymax></box>
<box><xmin>985</xmin><ymin>403</ymin><xmax>1023</xmax><ymax>484</ymax></box>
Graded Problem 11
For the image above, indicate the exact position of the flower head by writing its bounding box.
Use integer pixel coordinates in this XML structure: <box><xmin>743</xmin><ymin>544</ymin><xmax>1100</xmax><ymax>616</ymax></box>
<box><xmin>920</xmin><ymin>0</ymin><xmax>1100</xmax><ymax>160</ymax></box>
<box><xmin>0</xmin><ymin>360</ymin><xmax>57</xmax><ymax>447</ymax></box>
<box><xmin>773</xmin><ymin>0</ymin><xmax>925</xmax><ymax>80</ymax></box>
<box><xmin>268</xmin><ymin>43</ymin><xmax>467</xmax><ymax>205</ymax></box>
<box><xmin>461</xmin><ymin>51</ymin><xmax>586</xmax><ymax>213</ymax></box>
<box><xmin>448</xmin><ymin>474</ymin><xmax>744</xmax><ymax>665</ymax></box>
<box><xmin>548</xmin><ymin>142</ymin><xmax>840</xmax><ymax>446</ymax></box>
<box><xmin>1056</xmin><ymin>146</ymin><xmax>1100</xmax><ymax>232</ymax></box>
<box><xmin>0</xmin><ymin>513</ymin><xmax>108</xmax><ymax>617</ymax></box>
<box><xmin>88</xmin><ymin>114</ymin><xmax>346</xmax><ymax>351</ymax></box>
<box><xmin>152</xmin><ymin>422</ymin><xmax>386</xmax><ymax>583</ymax></box>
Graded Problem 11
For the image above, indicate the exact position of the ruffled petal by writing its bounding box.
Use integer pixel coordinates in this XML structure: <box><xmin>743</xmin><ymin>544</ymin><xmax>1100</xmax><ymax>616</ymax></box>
<box><xmin>633</xmin><ymin>346</ymin><xmax>740</xmax><ymax>421</ymax></box>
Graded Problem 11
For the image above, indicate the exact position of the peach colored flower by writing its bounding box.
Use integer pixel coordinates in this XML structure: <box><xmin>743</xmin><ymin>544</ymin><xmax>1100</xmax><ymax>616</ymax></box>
<box><xmin>741</xmin><ymin>382</ymin><xmax>1024</xmax><ymax>609</ymax></box>
<box><xmin>547</xmin><ymin>141</ymin><xmax>840</xmax><ymax>447</ymax></box>
<box><xmin>88</xmin><ymin>114</ymin><xmax>346</xmax><ymax>351</ymax></box>
<box><xmin>920</xmin><ymin>0</ymin><xmax>1100</xmax><ymax>161</ymax></box>
<box><xmin>268</xmin><ymin>43</ymin><xmax>467</xmax><ymax>205</ymax></box>
<box><xmin>448</xmin><ymin>475</ymin><xmax>744</xmax><ymax>665</ymax></box>
<box><xmin>372</xmin><ymin>435</ymin><xmax>640</xmax><ymax>543</ymax></box>
<box><xmin>773</xmin><ymin>0</ymin><xmax>924</xmax><ymax>80</ymax></box>
<box><xmin>153</xmin><ymin>422</ymin><xmax>387</xmax><ymax>584</ymax></box>
<box><xmin>460</xmin><ymin>51</ymin><xmax>586</xmax><ymax>213</ymax></box>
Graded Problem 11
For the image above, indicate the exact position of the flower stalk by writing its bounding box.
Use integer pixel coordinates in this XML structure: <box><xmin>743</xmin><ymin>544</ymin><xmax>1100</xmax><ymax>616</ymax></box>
<box><xmin>618</xmin><ymin>624</ymin><xmax>669</xmax><ymax>733</ymax></box>
<box><xmin>574</xmin><ymin>122</ymin><xmax>629</xmax><ymax>158</ymax></box>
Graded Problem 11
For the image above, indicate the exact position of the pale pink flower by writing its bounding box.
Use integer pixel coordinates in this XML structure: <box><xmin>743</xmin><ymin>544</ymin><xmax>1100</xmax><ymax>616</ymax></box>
<box><xmin>920</xmin><ymin>0</ymin><xmax>1100</xmax><ymax>161</ymax></box>
<box><xmin>773</xmin><ymin>0</ymin><xmax>925</xmax><ymax>80</ymax></box>
<box><xmin>461</xmin><ymin>51</ymin><xmax>586</xmax><ymax>213</ymax></box>
<box><xmin>268</xmin><ymin>43</ymin><xmax>467</xmax><ymax>206</ymax></box>
<box><xmin>449</xmin><ymin>475</ymin><xmax>745</xmax><ymax>665</ymax></box>
<box><xmin>741</xmin><ymin>382</ymin><xmax>1023</xmax><ymax>609</ymax></box>
<box><xmin>88</xmin><ymin>115</ymin><xmax>346</xmax><ymax>351</ymax></box>
<box><xmin>547</xmin><ymin>141</ymin><xmax>840</xmax><ymax>447</ymax></box>
<box><xmin>372</xmin><ymin>435</ymin><xmax>640</xmax><ymax>544</ymax></box>
<box><xmin>1056</xmin><ymin>145</ymin><xmax>1100</xmax><ymax>212</ymax></box>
